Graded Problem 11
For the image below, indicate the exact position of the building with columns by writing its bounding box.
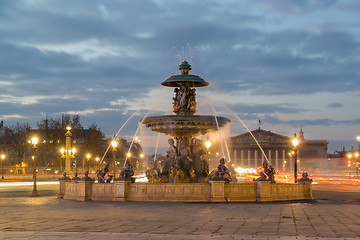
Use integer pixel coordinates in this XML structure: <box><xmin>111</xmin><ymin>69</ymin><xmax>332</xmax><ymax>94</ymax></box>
<box><xmin>228</xmin><ymin>127</ymin><xmax>328</xmax><ymax>172</ymax></box>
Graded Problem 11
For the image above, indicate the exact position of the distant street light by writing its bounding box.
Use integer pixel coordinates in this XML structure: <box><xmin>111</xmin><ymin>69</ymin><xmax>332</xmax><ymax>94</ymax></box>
<box><xmin>111</xmin><ymin>139</ymin><xmax>118</xmax><ymax>180</ymax></box>
<box><xmin>204</xmin><ymin>138</ymin><xmax>212</xmax><ymax>169</ymax></box>
<box><xmin>291</xmin><ymin>133</ymin><xmax>299</xmax><ymax>183</ymax></box>
<box><xmin>205</xmin><ymin>138</ymin><xmax>212</xmax><ymax>149</ymax></box>
<box><xmin>30</xmin><ymin>137</ymin><xmax>40</xmax><ymax>197</ymax></box>
<box><xmin>1</xmin><ymin>154</ymin><xmax>5</xmax><ymax>180</ymax></box>
<box><xmin>86</xmin><ymin>154</ymin><xmax>91</xmax><ymax>172</ymax></box>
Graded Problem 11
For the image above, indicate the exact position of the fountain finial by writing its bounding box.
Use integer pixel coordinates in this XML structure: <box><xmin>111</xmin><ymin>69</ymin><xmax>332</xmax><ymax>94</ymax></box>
<box><xmin>161</xmin><ymin>61</ymin><xmax>208</xmax><ymax>87</ymax></box>
<box><xmin>179</xmin><ymin>61</ymin><xmax>191</xmax><ymax>75</ymax></box>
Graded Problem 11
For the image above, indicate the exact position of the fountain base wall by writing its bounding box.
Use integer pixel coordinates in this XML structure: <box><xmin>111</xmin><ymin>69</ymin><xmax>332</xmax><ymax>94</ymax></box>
<box><xmin>59</xmin><ymin>180</ymin><xmax>312</xmax><ymax>202</ymax></box>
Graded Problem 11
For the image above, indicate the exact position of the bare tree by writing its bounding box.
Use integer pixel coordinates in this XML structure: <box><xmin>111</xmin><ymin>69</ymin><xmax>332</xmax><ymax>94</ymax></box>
<box><xmin>6</xmin><ymin>123</ymin><xmax>31</xmax><ymax>165</ymax></box>
<box><xmin>85</xmin><ymin>123</ymin><xmax>105</xmax><ymax>157</ymax></box>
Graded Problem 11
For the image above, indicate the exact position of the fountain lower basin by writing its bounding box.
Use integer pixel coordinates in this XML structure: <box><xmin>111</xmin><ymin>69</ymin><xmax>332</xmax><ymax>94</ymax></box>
<box><xmin>59</xmin><ymin>180</ymin><xmax>313</xmax><ymax>202</ymax></box>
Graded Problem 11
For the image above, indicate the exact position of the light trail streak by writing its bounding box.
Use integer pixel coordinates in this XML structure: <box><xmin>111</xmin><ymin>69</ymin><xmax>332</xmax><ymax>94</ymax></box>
<box><xmin>0</xmin><ymin>181</ymin><xmax>59</xmax><ymax>187</ymax></box>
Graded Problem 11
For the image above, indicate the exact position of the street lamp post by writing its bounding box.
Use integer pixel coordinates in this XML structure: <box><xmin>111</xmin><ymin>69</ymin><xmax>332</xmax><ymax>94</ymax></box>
<box><xmin>139</xmin><ymin>153</ymin><xmax>144</xmax><ymax>171</ymax></box>
<box><xmin>291</xmin><ymin>133</ymin><xmax>299</xmax><ymax>183</ymax></box>
<box><xmin>72</xmin><ymin>148</ymin><xmax>77</xmax><ymax>174</ymax></box>
<box><xmin>205</xmin><ymin>138</ymin><xmax>212</xmax><ymax>169</ymax></box>
<box><xmin>1</xmin><ymin>154</ymin><xmax>5</xmax><ymax>180</ymax></box>
<box><xmin>111</xmin><ymin>140</ymin><xmax>118</xmax><ymax>180</ymax></box>
<box><xmin>60</xmin><ymin>126</ymin><xmax>75</xmax><ymax>173</ymax></box>
<box><xmin>354</xmin><ymin>152</ymin><xmax>359</xmax><ymax>178</ymax></box>
<box><xmin>30</xmin><ymin>137</ymin><xmax>40</xmax><ymax>197</ymax></box>
<box><xmin>64</xmin><ymin>126</ymin><xmax>72</xmax><ymax>172</ymax></box>
<box><xmin>86</xmin><ymin>154</ymin><xmax>91</xmax><ymax>173</ymax></box>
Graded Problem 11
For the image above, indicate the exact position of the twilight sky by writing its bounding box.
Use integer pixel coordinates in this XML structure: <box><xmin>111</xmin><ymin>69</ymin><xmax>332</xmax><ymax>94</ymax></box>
<box><xmin>0</xmin><ymin>0</ymin><xmax>359</xmax><ymax>153</ymax></box>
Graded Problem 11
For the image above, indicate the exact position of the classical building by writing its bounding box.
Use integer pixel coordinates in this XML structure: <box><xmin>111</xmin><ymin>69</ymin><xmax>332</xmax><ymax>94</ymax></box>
<box><xmin>227</xmin><ymin>127</ymin><xmax>328</xmax><ymax>172</ymax></box>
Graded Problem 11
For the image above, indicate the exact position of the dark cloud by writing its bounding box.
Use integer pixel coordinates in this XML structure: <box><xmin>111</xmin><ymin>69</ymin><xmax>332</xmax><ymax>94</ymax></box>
<box><xmin>0</xmin><ymin>0</ymin><xmax>359</xmax><ymax>152</ymax></box>
<box><xmin>254</xmin><ymin>0</ymin><xmax>338</xmax><ymax>15</ymax></box>
<box><xmin>257</xmin><ymin>115</ymin><xmax>360</xmax><ymax>127</ymax></box>
<box><xmin>221</xmin><ymin>103</ymin><xmax>302</xmax><ymax>115</ymax></box>
<box><xmin>302</xmin><ymin>31</ymin><xmax>359</xmax><ymax>58</ymax></box>
<box><xmin>328</xmin><ymin>103</ymin><xmax>343</xmax><ymax>108</ymax></box>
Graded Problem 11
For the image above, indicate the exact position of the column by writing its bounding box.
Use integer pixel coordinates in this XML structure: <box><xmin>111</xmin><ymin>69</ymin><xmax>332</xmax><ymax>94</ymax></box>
<box><xmin>248</xmin><ymin>150</ymin><xmax>251</xmax><ymax>168</ymax></box>
<box><xmin>275</xmin><ymin>150</ymin><xmax>279</xmax><ymax>170</ymax></box>
<box><xmin>268</xmin><ymin>150</ymin><xmax>272</xmax><ymax>166</ymax></box>
<box><xmin>234</xmin><ymin>150</ymin><xmax>237</xmax><ymax>165</ymax></box>
<box><xmin>254</xmin><ymin>150</ymin><xmax>258</xmax><ymax>169</ymax></box>
<box><xmin>282</xmin><ymin>150</ymin><xmax>285</xmax><ymax>171</ymax></box>
<box><xmin>241</xmin><ymin>150</ymin><xmax>244</xmax><ymax>167</ymax></box>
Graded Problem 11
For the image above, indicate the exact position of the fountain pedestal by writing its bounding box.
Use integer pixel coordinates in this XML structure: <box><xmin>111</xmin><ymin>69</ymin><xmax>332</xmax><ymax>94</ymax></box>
<box><xmin>256</xmin><ymin>181</ymin><xmax>271</xmax><ymax>202</ymax></box>
<box><xmin>113</xmin><ymin>181</ymin><xmax>130</xmax><ymax>201</ymax></box>
<box><xmin>210</xmin><ymin>181</ymin><xmax>226</xmax><ymax>202</ymax></box>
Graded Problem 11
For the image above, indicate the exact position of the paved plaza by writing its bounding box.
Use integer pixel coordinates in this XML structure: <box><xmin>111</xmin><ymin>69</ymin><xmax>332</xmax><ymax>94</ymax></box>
<box><xmin>0</xmin><ymin>184</ymin><xmax>360</xmax><ymax>239</ymax></box>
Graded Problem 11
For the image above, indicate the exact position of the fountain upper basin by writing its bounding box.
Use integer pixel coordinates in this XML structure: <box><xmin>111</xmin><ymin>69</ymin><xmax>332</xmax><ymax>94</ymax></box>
<box><xmin>141</xmin><ymin>115</ymin><xmax>231</xmax><ymax>138</ymax></box>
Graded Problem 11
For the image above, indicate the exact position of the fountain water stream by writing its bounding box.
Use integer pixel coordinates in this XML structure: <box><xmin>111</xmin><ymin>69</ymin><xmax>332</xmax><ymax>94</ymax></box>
<box><xmin>98</xmin><ymin>111</ymin><xmax>138</xmax><ymax>166</ymax></box>
<box><xmin>222</xmin><ymin>105</ymin><xmax>270</xmax><ymax>165</ymax></box>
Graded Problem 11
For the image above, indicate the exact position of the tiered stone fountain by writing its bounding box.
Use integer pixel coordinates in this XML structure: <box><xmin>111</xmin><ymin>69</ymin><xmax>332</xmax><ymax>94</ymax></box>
<box><xmin>59</xmin><ymin>61</ymin><xmax>313</xmax><ymax>202</ymax></box>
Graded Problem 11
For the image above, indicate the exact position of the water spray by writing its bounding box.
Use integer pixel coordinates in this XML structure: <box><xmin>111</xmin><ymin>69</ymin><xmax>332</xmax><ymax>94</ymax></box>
<box><xmin>98</xmin><ymin>111</ymin><xmax>138</xmax><ymax>167</ymax></box>
<box><xmin>123</xmin><ymin>111</ymin><xmax>151</xmax><ymax>167</ymax></box>
<box><xmin>222</xmin><ymin>105</ymin><xmax>271</xmax><ymax>166</ymax></box>
<box><xmin>153</xmin><ymin>132</ymin><xmax>160</xmax><ymax>162</ymax></box>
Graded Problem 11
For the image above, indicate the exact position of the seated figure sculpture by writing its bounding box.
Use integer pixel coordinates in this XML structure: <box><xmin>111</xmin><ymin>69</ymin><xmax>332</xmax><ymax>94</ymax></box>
<box><xmin>167</xmin><ymin>138</ymin><xmax>178</xmax><ymax>159</ymax></box>
<box><xmin>254</xmin><ymin>171</ymin><xmax>268</xmax><ymax>181</ymax></box>
<box><xmin>299</xmin><ymin>172</ymin><xmax>312</xmax><ymax>182</ymax></box>
<box><xmin>174</xmin><ymin>138</ymin><xmax>192</xmax><ymax>181</ymax></box>
<box><xmin>263</xmin><ymin>161</ymin><xmax>276</xmax><ymax>183</ymax></box>
<box><xmin>208</xmin><ymin>158</ymin><xmax>232</xmax><ymax>183</ymax></box>
<box><xmin>253</xmin><ymin>161</ymin><xmax>276</xmax><ymax>183</ymax></box>
<box><xmin>145</xmin><ymin>160</ymin><xmax>163</xmax><ymax>183</ymax></box>
<box><xmin>97</xmin><ymin>162</ymin><xmax>110</xmax><ymax>183</ymax></box>
<box><xmin>160</xmin><ymin>155</ymin><xmax>174</xmax><ymax>177</ymax></box>
<box><xmin>191</xmin><ymin>138</ymin><xmax>207</xmax><ymax>179</ymax></box>
<box><xmin>159</xmin><ymin>138</ymin><xmax>177</xmax><ymax>178</ymax></box>
<box><xmin>118</xmin><ymin>161</ymin><xmax>135</xmax><ymax>182</ymax></box>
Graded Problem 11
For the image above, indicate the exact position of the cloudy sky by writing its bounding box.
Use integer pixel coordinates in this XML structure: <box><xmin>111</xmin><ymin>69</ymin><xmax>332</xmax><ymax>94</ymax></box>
<box><xmin>0</xmin><ymin>0</ymin><xmax>359</xmax><ymax>153</ymax></box>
